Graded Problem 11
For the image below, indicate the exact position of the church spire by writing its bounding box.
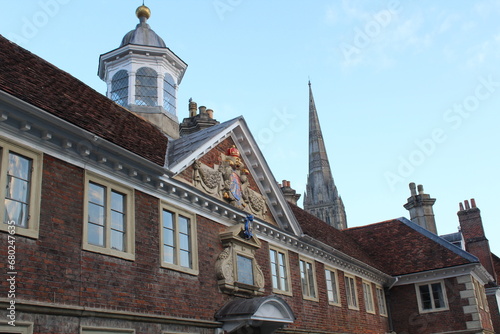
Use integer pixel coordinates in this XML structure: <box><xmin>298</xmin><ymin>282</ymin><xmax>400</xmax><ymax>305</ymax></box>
<box><xmin>303</xmin><ymin>81</ymin><xmax>347</xmax><ymax>229</ymax></box>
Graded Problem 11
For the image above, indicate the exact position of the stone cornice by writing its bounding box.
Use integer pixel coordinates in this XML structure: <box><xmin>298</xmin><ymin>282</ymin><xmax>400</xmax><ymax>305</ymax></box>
<box><xmin>393</xmin><ymin>263</ymin><xmax>491</xmax><ymax>286</ymax></box>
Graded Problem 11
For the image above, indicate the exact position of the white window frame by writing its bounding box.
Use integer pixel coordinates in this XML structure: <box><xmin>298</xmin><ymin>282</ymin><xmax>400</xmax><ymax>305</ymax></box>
<box><xmin>344</xmin><ymin>274</ymin><xmax>359</xmax><ymax>310</ymax></box>
<box><xmin>362</xmin><ymin>280</ymin><xmax>376</xmax><ymax>314</ymax></box>
<box><xmin>160</xmin><ymin>202</ymin><xmax>198</xmax><ymax>276</ymax></box>
<box><xmin>376</xmin><ymin>285</ymin><xmax>388</xmax><ymax>317</ymax></box>
<box><xmin>269</xmin><ymin>246</ymin><xmax>292</xmax><ymax>295</ymax></box>
<box><xmin>415</xmin><ymin>280</ymin><xmax>449</xmax><ymax>313</ymax></box>
<box><xmin>0</xmin><ymin>139</ymin><xmax>42</xmax><ymax>239</ymax></box>
<box><xmin>299</xmin><ymin>256</ymin><xmax>318</xmax><ymax>301</ymax></box>
<box><xmin>325</xmin><ymin>266</ymin><xmax>341</xmax><ymax>306</ymax></box>
<box><xmin>83</xmin><ymin>172</ymin><xmax>135</xmax><ymax>261</ymax></box>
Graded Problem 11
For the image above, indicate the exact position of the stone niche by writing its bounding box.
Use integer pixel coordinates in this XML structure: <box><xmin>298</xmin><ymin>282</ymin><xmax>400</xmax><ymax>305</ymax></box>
<box><xmin>215</xmin><ymin>223</ymin><xmax>265</xmax><ymax>297</ymax></box>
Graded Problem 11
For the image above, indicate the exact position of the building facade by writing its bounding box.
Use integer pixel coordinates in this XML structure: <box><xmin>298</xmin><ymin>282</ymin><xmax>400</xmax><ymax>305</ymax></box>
<box><xmin>0</xmin><ymin>5</ymin><xmax>499</xmax><ymax>334</ymax></box>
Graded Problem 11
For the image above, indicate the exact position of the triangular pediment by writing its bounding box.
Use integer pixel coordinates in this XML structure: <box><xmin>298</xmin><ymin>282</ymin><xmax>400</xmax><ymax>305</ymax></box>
<box><xmin>167</xmin><ymin>117</ymin><xmax>302</xmax><ymax>236</ymax></box>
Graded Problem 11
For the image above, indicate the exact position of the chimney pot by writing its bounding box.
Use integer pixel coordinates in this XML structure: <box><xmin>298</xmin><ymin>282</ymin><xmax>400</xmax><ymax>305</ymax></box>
<box><xmin>189</xmin><ymin>98</ymin><xmax>198</xmax><ymax>117</ymax></box>
<box><xmin>464</xmin><ymin>200</ymin><xmax>470</xmax><ymax>210</ymax></box>
<box><xmin>199</xmin><ymin>106</ymin><xmax>207</xmax><ymax>114</ymax></box>
<box><xmin>409</xmin><ymin>182</ymin><xmax>417</xmax><ymax>196</ymax></box>
<box><xmin>206</xmin><ymin>109</ymin><xmax>214</xmax><ymax>119</ymax></box>
<box><xmin>471</xmin><ymin>198</ymin><xmax>476</xmax><ymax>208</ymax></box>
<box><xmin>417</xmin><ymin>184</ymin><xmax>424</xmax><ymax>195</ymax></box>
<box><xmin>459</xmin><ymin>202</ymin><xmax>464</xmax><ymax>211</ymax></box>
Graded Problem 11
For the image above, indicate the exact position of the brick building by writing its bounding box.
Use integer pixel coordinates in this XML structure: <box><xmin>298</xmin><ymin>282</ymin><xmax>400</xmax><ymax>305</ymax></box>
<box><xmin>0</xmin><ymin>5</ymin><xmax>499</xmax><ymax>334</ymax></box>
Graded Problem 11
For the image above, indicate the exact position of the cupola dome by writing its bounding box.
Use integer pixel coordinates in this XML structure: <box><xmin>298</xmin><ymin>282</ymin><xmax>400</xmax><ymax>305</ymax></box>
<box><xmin>120</xmin><ymin>5</ymin><xmax>166</xmax><ymax>48</ymax></box>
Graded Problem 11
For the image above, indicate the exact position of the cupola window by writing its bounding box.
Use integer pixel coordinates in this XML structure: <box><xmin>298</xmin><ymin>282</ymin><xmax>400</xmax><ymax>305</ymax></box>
<box><xmin>163</xmin><ymin>73</ymin><xmax>176</xmax><ymax>115</ymax></box>
<box><xmin>110</xmin><ymin>70</ymin><xmax>128</xmax><ymax>107</ymax></box>
<box><xmin>135</xmin><ymin>67</ymin><xmax>158</xmax><ymax>106</ymax></box>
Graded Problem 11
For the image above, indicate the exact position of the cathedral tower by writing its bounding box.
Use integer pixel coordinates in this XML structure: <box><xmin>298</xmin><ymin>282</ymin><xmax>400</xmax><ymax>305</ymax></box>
<box><xmin>98</xmin><ymin>5</ymin><xmax>187</xmax><ymax>139</ymax></box>
<box><xmin>303</xmin><ymin>82</ymin><xmax>347</xmax><ymax>229</ymax></box>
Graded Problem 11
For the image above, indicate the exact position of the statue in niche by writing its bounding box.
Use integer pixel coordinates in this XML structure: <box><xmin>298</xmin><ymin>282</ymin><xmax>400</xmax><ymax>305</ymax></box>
<box><xmin>192</xmin><ymin>145</ymin><xmax>267</xmax><ymax>218</ymax></box>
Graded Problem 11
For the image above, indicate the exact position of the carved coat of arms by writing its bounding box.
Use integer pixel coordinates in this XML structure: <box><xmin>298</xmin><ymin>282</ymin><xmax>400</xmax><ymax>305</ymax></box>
<box><xmin>192</xmin><ymin>145</ymin><xmax>267</xmax><ymax>218</ymax></box>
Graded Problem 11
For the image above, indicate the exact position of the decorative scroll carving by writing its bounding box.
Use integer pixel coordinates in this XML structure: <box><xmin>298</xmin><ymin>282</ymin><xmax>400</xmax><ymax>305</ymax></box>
<box><xmin>192</xmin><ymin>146</ymin><xmax>267</xmax><ymax>219</ymax></box>
<box><xmin>215</xmin><ymin>246</ymin><xmax>234</xmax><ymax>284</ymax></box>
<box><xmin>215</xmin><ymin>223</ymin><xmax>264</xmax><ymax>297</ymax></box>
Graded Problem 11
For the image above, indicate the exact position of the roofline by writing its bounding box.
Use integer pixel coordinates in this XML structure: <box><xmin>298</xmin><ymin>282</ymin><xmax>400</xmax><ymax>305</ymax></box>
<box><xmin>0</xmin><ymin>89</ymin><xmax>167</xmax><ymax>174</ymax></box>
<box><xmin>98</xmin><ymin>44</ymin><xmax>188</xmax><ymax>81</ymax></box>
<box><xmin>393</xmin><ymin>262</ymin><xmax>493</xmax><ymax>286</ymax></box>
<box><xmin>397</xmin><ymin>217</ymin><xmax>479</xmax><ymax>263</ymax></box>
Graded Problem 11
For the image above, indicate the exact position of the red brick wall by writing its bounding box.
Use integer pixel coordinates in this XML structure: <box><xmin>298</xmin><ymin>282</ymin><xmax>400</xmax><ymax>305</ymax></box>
<box><xmin>487</xmin><ymin>293</ymin><xmax>500</xmax><ymax>333</ymax></box>
<box><xmin>273</xmin><ymin>252</ymin><xmax>389</xmax><ymax>333</ymax></box>
<box><xmin>0</xmin><ymin>153</ymin><xmax>390</xmax><ymax>333</ymax></box>
<box><xmin>390</xmin><ymin>277</ymin><xmax>471</xmax><ymax>333</ymax></box>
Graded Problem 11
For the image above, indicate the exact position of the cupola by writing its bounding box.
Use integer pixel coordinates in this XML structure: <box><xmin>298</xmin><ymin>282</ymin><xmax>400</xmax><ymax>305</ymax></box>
<box><xmin>98</xmin><ymin>5</ymin><xmax>187</xmax><ymax>139</ymax></box>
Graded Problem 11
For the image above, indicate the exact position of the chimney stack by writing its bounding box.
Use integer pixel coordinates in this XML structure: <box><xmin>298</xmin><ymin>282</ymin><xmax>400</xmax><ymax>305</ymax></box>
<box><xmin>280</xmin><ymin>180</ymin><xmax>301</xmax><ymax>205</ymax></box>
<box><xmin>403</xmin><ymin>182</ymin><xmax>437</xmax><ymax>234</ymax></box>
<box><xmin>179</xmin><ymin>99</ymin><xmax>220</xmax><ymax>137</ymax></box>
<box><xmin>457</xmin><ymin>199</ymin><xmax>497</xmax><ymax>283</ymax></box>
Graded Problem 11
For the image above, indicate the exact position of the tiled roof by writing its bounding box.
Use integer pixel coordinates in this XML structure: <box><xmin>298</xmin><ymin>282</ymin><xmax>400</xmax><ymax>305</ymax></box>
<box><xmin>288</xmin><ymin>203</ymin><xmax>385</xmax><ymax>271</ymax></box>
<box><xmin>167</xmin><ymin>117</ymin><xmax>241</xmax><ymax>167</ymax></box>
<box><xmin>344</xmin><ymin>218</ymin><xmax>477</xmax><ymax>276</ymax></box>
<box><xmin>0</xmin><ymin>35</ymin><xmax>168</xmax><ymax>166</ymax></box>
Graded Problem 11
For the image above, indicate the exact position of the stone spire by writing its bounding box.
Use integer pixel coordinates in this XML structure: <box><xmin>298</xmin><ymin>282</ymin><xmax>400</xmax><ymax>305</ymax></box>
<box><xmin>303</xmin><ymin>81</ymin><xmax>347</xmax><ymax>229</ymax></box>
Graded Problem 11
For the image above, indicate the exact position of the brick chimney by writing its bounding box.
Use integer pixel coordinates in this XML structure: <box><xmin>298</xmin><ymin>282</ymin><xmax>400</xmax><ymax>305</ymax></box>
<box><xmin>179</xmin><ymin>98</ymin><xmax>219</xmax><ymax>136</ymax></box>
<box><xmin>403</xmin><ymin>182</ymin><xmax>437</xmax><ymax>234</ymax></box>
<box><xmin>280</xmin><ymin>180</ymin><xmax>301</xmax><ymax>205</ymax></box>
<box><xmin>458</xmin><ymin>199</ymin><xmax>497</xmax><ymax>283</ymax></box>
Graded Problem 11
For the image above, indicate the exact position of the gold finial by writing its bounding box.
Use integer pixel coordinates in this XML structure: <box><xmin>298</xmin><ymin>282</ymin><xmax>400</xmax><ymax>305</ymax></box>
<box><xmin>136</xmin><ymin>5</ymin><xmax>151</xmax><ymax>20</ymax></box>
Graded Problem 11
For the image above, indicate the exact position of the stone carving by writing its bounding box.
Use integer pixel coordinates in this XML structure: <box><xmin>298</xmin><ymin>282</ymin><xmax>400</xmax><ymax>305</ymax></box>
<box><xmin>254</xmin><ymin>260</ymin><xmax>265</xmax><ymax>289</ymax></box>
<box><xmin>215</xmin><ymin>246</ymin><xmax>234</xmax><ymax>284</ymax></box>
<box><xmin>193</xmin><ymin>146</ymin><xmax>267</xmax><ymax>218</ymax></box>
<box><xmin>216</xmin><ymin>224</ymin><xmax>264</xmax><ymax>297</ymax></box>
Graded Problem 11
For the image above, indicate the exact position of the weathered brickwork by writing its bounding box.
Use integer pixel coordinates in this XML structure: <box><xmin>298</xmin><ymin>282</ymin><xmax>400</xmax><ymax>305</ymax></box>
<box><xmin>389</xmin><ymin>277</ymin><xmax>484</xmax><ymax>334</ymax></box>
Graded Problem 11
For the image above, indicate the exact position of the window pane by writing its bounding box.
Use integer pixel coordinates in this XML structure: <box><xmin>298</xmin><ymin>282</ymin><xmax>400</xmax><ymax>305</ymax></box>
<box><xmin>111</xmin><ymin>70</ymin><xmax>128</xmax><ymax>107</ymax></box>
<box><xmin>111</xmin><ymin>191</ymin><xmax>125</xmax><ymax>212</ymax></box>
<box><xmin>431</xmin><ymin>283</ymin><xmax>444</xmax><ymax>309</ymax></box>
<box><xmin>111</xmin><ymin>211</ymin><xmax>125</xmax><ymax>231</ymax></box>
<box><xmin>89</xmin><ymin>183</ymin><xmax>105</xmax><ymax>205</ymax></box>
<box><xmin>8</xmin><ymin>152</ymin><xmax>31</xmax><ymax>180</ymax></box>
<box><xmin>179</xmin><ymin>233</ymin><xmax>190</xmax><ymax>250</ymax></box>
<box><xmin>163</xmin><ymin>228</ymin><xmax>174</xmax><ymax>247</ymax></box>
<box><xmin>237</xmin><ymin>255</ymin><xmax>254</xmax><ymax>285</ymax></box>
<box><xmin>88</xmin><ymin>223</ymin><xmax>104</xmax><ymax>246</ymax></box>
<box><xmin>180</xmin><ymin>249</ymin><xmax>191</xmax><ymax>268</ymax></box>
<box><xmin>163</xmin><ymin>74</ymin><xmax>176</xmax><ymax>115</ymax></box>
<box><xmin>178</xmin><ymin>216</ymin><xmax>189</xmax><ymax>234</ymax></box>
<box><xmin>163</xmin><ymin>210</ymin><xmax>173</xmax><ymax>229</ymax></box>
<box><xmin>6</xmin><ymin>176</ymin><xmax>29</xmax><ymax>202</ymax></box>
<box><xmin>419</xmin><ymin>285</ymin><xmax>432</xmax><ymax>309</ymax></box>
<box><xmin>111</xmin><ymin>230</ymin><xmax>125</xmax><ymax>251</ymax></box>
<box><xmin>88</xmin><ymin>202</ymin><xmax>105</xmax><ymax>226</ymax></box>
<box><xmin>164</xmin><ymin>245</ymin><xmax>175</xmax><ymax>264</ymax></box>
<box><xmin>307</xmin><ymin>262</ymin><xmax>315</xmax><ymax>297</ymax></box>
<box><xmin>300</xmin><ymin>261</ymin><xmax>307</xmax><ymax>293</ymax></box>
<box><xmin>4</xmin><ymin>199</ymin><xmax>28</xmax><ymax>228</ymax></box>
<box><xmin>135</xmin><ymin>67</ymin><xmax>158</xmax><ymax>106</ymax></box>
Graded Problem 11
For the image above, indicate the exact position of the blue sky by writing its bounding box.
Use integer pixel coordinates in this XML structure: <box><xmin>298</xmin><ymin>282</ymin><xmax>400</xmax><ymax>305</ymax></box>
<box><xmin>3</xmin><ymin>1</ymin><xmax>500</xmax><ymax>256</ymax></box>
